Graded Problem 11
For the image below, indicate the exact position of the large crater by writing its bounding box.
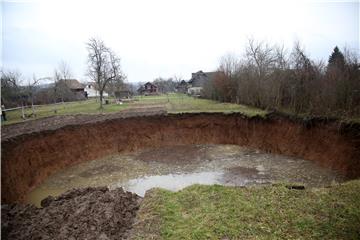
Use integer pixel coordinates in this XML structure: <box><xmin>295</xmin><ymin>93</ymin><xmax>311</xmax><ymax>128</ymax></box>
<box><xmin>2</xmin><ymin>113</ymin><xmax>360</xmax><ymax>203</ymax></box>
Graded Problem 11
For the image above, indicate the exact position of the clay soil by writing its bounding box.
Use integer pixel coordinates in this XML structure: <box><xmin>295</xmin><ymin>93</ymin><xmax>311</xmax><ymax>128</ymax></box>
<box><xmin>1</xmin><ymin>106</ymin><xmax>166</xmax><ymax>140</ymax></box>
<box><xmin>1</xmin><ymin>112</ymin><xmax>360</xmax><ymax>240</ymax></box>
<box><xmin>1</xmin><ymin>187</ymin><xmax>141</xmax><ymax>240</ymax></box>
<box><xmin>2</xmin><ymin>112</ymin><xmax>360</xmax><ymax>204</ymax></box>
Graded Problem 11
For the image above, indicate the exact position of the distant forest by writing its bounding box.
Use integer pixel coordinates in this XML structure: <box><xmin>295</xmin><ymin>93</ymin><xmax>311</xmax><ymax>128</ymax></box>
<box><xmin>203</xmin><ymin>40</ymin><xmax>360</xmax><ymax>118</ymax></box>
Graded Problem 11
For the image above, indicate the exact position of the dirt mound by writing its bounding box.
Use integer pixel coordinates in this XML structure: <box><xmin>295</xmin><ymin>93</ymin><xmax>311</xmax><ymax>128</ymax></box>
<box><xmin>1</xmin><ymin>187</ymin><xmax>141</xmax><ymax>240</ymax></box>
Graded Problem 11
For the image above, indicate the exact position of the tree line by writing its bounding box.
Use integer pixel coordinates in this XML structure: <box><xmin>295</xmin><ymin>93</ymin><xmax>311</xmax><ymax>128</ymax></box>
<box><xmin>152</xmin><ymin>76</ymin><xmax>182</xmax><ymax>93</ymax></box>
<box><xmin>203</xmin><ymin>40</ymin><xmax>360</xmax><ymax>117</ymax></box>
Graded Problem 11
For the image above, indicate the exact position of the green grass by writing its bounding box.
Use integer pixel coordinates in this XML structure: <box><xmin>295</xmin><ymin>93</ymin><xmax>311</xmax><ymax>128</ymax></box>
<box><xmin>3</xmin><ymin>93</ymin><xmax>358</xmax><ymax>125</ymax></box>
<box><xmin>3</xmin><ymin>99</ymin><xmax>128</xmax><ymax>125</ymax></box>
<box><xmin>133</xmin><ymin>181</ymin><xmax>360</xmax><ymax>240</ymax></box>
<box><xmin>134</xmin><ymin>93</ymin><xmax>267</xmax><ymax>116</ymax></box>
<box><xmin>3</xmin><ymin>94</ymin><xmax>267</xmax><ymax>125</ymax></box>
<box><xmin>167</xmin><ymin>94</ymin><xmax>265</xmax><ymax>116</ymax></box>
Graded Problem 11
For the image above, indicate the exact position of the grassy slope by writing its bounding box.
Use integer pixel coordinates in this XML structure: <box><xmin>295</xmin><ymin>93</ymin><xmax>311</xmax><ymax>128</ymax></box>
<box><xmin>3</xmin><ymin>94</ymin><xmax>267</xmax><ymax>125</ymax></box>
<box><xmin>166</xmin><ymin>95</ymin><xmax>265</xmax><ymax>116</ymax></box>
<box><xmin>4</xmin><ymin>93</ymin><xmax>357</xmax><ymax>125</ymax></box>
<box><xmin>134</xmin><ymin>94</ymin><xmax>265</xmax><ymax>116</ymax></box>
<box><xmin>3</xmin><ymin>93</ymin><xmax>359</xmax><ymax>125</ymax></box>
<box><xmin>3</xmin><ymin>99</ymin><xmax>129</xmax><ymax>125</ymax></box>
<box><xmin>133</xmin><ymin>181</ymin><xmax>360</xmax><ymax>240</ymax></box>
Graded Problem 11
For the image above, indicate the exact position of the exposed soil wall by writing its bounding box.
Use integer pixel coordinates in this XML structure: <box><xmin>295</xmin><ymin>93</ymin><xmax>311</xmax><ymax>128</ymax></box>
<box><xmin>2</xmin><ymin>113</ymin><xmax>360</xmax><ymax>203</ymax></box>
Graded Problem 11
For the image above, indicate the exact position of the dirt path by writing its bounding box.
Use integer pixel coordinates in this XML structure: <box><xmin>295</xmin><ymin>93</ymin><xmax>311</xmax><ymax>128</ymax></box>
<box><xmin>1</xmin><ymin>107</ymin><xmax>166</xmax><ymax>140</ymax></box>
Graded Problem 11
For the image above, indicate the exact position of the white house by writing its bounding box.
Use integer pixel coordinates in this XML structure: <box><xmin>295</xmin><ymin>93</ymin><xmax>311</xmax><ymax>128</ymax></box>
<box><xmin>84</xmin><ymin>82</ymin><xmax>108</xmax><ymax>98</ymax></box>
<box><xmin>187</xmin><ymin>87</ymin><xmax>203</xmax><ymax>96</ymax></box>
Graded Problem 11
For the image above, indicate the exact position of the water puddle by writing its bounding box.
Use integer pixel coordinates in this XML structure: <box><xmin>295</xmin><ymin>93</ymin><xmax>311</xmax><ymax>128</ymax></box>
<box><xmin>26</xmin><ymin>144</ymin><xmax>347</xmax><ymax>206</ymax></box>
<box><xmin>118</xmin><ymin>171</ymin><xmax>223</xmax><ymax>196</ymax></box>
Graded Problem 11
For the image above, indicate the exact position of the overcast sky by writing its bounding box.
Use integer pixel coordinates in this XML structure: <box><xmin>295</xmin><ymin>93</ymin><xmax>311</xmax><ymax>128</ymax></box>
<box><xmin>1</xmin><ymin>0</ymin><xmax>359</xmax><ymax>83</ymax></box>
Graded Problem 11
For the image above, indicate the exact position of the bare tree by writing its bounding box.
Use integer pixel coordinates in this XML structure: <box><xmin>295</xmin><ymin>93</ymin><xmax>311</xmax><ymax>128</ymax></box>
<box><xmin>343</xmin><ymin>47</ymin><xmax>360</xmax><ymax>115</ymax></box>
<box><xmin>269</xmin><ymin>44</ymin><xmax>289</xmax><ymax>108</ymax></box>
<box><xmin>1</xmin><ymin>70</ymin><xmax>22</xmax><ymax>88</ymax></box>
<box><xmin>53</xmin><ymin>69</ymin><xmax>62</xmax><ymax>113</ymax></box>
<box><xmin>244</xmin><ymin>39</ymin><xmax>278</xmax><ymax>107</ymax></box>
<box><xmin>53</xmin><ymin>61</ymin><xmax>75</xmax><ymax>111</ymax></box>
<box><xmin>58</xmin><ymin>61</ymin><xmax>72</xmax><ymax>81</ymax></box>
<box><xmin>86</xmin><ymin>38</ymin><xmax>123</xmax><ymax>109</ymax></box>
<box><xmin>1</xmin><ymin>70</ymin><xmax>26</xmax><ymax>119</ymax></box>
<box><xmin>106</xmin><ymin>70</ymin><xmax>127</xmax><ymax>96</ymax></box>
<box><xmin>213</xmin><ymin>54</ymin><xmax>240</xmax><ymax>102</ymax></box>
<box><xmin>26</xmin><ymin>75</ymin><xmax>50</xmax><ymax>117</ymax></box>
<box><xmin>219</xmin><ymin>53</ymin><xmax>239</xmax><ymax>77</ymax></box>
<box><xmin>173</xmin><ymin>74</ymin><xmax>183</xmax><ymax>84</ymax></box>
<box><xmin>289</xmin><ymin>42</ymin><xmax>317</xmax><ymax>113</ymax></box>
<box><xmin>1</xmin><ymin>70</ymin><xmax>25</xmax><ymax>109</ymax></box>
<box><xmin>55</xmin><ymin>61</ymin><xmax>73</xmax><ymax>99</ymax></box>
<box><xmin>205</xmin><ymin>39</ymin><xmax>359</xmax><ymax>118</ymax></box>
<box><xmin>246</xmin><ymin>38</ymin><xmax>277</xmax><ymax>78</ymax></box>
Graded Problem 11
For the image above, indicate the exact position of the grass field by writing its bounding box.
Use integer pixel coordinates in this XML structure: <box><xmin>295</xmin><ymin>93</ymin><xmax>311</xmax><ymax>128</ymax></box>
<box><xmin>3</xmin><ymin>99</ymin><xmax>129</xmax><ymax>125</ymax></box>
<box><xmin>133</xmin><ymin>180</ymin><xmax>360</xmax><ymax>240</ymax></box>
<box><xmin>3</xmin><ymin>94</ymin><xmax>267</xmax><ymax>125</ymax></box>
<box><xmin>134</xmin><ymin>94</ymin><xmax>265</xmax><ymax>115</ymax></box>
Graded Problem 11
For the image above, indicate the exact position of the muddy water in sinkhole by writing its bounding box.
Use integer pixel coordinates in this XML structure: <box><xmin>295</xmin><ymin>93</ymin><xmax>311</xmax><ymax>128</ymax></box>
<box><xmin>26</xmin><ymin>144</ymin><xmax>347</xmax><ymax>206</ymax></box>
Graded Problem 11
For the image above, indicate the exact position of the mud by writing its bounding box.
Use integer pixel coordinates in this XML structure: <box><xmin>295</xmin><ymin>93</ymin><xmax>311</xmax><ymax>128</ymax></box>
<box><xmin>1</xmin><ymin>187</ymin><xmax>140</xmax><ymax>240</ymax></box>
<box><xmin>79</xmin><ymin>164</ymin><xmax>124</xmax><ymax>178</ymax></box>
<box><xmin>136</xmin><ymin>145</ymin><xmax>208</xmax><ymax>164</ymax></box>
<box><xmin>26</xmin><ymin>144</ymin><xmax>347</xmax><ymax>206</ymax></box>
<box><xmin>2</xmin><ymin>113</ymin><xmax>360</xmax><ymax>203</ymax></box>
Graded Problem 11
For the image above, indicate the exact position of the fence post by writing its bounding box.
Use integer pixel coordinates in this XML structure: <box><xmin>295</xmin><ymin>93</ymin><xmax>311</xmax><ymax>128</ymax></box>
<box><xmin>21</xmin><ymin>105</ymin><xmax>25</xmax><ymax>119</ymax></box>
<box><xmin>31</xmin><ymin>103</ymin><xmax>35</xmax><ymax>117</ymax></box>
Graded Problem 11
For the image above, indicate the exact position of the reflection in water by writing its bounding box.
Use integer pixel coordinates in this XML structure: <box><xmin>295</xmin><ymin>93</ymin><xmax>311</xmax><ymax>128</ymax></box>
<box><xmin>26</xmin><ymin>144</ymin><xmax>347</xmax><ymax>206</ymax></box>
<box><xmin>119</xmin><ymin>171</ymin><xmax>223</xmax><ymax>196</ymax></box>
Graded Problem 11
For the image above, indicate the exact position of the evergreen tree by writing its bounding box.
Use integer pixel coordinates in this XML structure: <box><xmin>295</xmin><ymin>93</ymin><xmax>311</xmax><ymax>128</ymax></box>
<box><xmin>328</xmin><ymin>46</ymin><xmax>345</xmax><ymax>70</ymax></box>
